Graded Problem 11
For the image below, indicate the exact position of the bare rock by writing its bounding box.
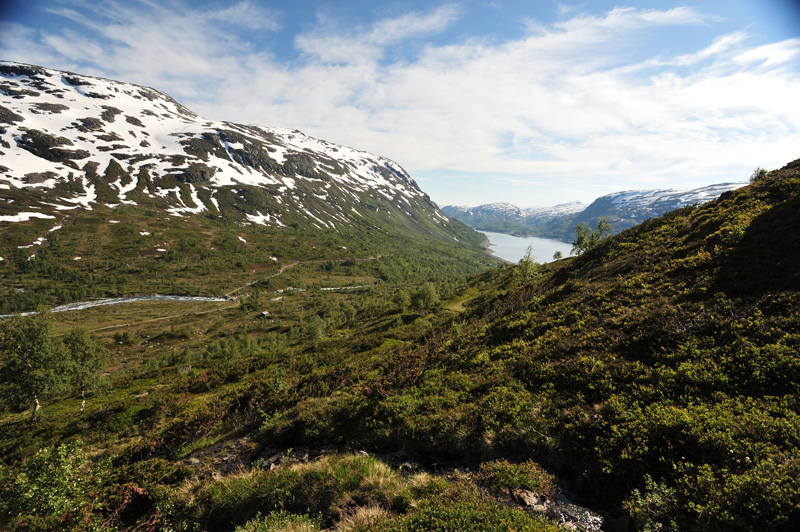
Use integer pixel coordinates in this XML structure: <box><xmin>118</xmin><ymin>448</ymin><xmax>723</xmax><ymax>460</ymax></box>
<box><xmin>514</xmin><ymin>488</ymin><xmax>604</xmax><ymax>531</ymax></box>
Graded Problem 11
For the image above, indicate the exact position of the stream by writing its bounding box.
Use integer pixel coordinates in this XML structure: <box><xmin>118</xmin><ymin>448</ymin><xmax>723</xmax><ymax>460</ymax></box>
<box><xmin>0</xmin><ymin>295</ymin><xmax>228</xmax><ymax>318</ymax></box>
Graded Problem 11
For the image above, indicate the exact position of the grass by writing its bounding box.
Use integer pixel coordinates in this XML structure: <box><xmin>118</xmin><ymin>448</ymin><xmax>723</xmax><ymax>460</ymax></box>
<box><xmin>189</xmin><ymin>453</ymin><xmax>561</xmax><ymax>532</ymax></box>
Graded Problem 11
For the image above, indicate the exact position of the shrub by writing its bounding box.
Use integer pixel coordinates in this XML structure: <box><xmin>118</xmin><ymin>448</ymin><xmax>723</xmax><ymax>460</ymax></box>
<box><xmin>624</xmin><ymin>474</ymin><xmax>678</xmax><ymax>532</ymax></box>
<box><xmin>477</xmin><ymin>459</ymin><xmax>557</xmax><ymax>497</ymax></box>
<box><xmin>749</xmin><ymin>167</ymin><xmax>769</xmax><ymax>183</ymax></box>
<box><xmin>0</xmin><ymin>441</ymin><xmax>107</xmax><ymax>531</ymax></box>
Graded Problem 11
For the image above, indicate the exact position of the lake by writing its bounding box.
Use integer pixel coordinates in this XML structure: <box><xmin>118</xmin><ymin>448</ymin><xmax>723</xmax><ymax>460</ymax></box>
<box><xmin>482</xmin><ymin>231</ymin><xmax>573</xmax><ymax>263</ymax></box>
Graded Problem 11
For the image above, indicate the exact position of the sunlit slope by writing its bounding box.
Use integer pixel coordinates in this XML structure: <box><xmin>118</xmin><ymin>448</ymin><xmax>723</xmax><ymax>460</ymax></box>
<box><xmin>263</xmin><ymin>159</ymin><xmax>800</xmax><ymax>530</ymax></box>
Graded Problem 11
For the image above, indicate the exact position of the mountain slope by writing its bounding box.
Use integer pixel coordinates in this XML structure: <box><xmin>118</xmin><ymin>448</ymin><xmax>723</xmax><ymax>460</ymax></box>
<box><xmin>254</xmin><ymin>159</ymin><xmax>800</xmax><ymax>530</ymax></box>
<box><xmin>443</xmin><ymin>182</ymin><xmax>746</xmax><ymax>240</ymax></box>
<box><xmin>3</xmin><ymin>60</ymin><xmax>799</xmax><ymax>532</ymax></box>
<box><xmin>0</xmin><ymin>61</ymin><xmax>458</xmax><ymax>235</ymax></box>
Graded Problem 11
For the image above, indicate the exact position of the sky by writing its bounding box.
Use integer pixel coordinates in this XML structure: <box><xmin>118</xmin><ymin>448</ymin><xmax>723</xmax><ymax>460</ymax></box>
<box><xmin>1</xmin><ymin>1</ymin><xmax>799</xmax><ymax>207</ymax></box>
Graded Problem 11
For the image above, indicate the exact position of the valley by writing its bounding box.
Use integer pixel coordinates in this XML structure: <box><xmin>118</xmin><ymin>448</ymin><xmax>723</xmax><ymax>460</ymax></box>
<box><xmin>1</xmin><ymin>62</ymin><xmax>799</xmax><ymax>532</ymax></box>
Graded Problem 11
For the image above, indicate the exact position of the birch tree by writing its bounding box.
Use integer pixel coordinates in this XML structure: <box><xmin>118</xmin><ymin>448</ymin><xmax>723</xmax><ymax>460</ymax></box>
<box><xmin>63</xmin><ymin>328</ymin><xmax>107</xmax><ymax>412</ymax></box>
<box><xmin>0</xmin><ymin>313</ymin><xmax>67</xmax><ymax>421</ymax></box>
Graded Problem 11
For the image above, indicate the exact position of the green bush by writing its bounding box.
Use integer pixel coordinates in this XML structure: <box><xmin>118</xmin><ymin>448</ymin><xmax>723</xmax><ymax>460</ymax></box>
<box><xmin>0</xmin><ymin>441</ymin><xmax>107</xmax><ymax>531</ymax></box>
<box><xmin>477</xmin><ymin>459</ymin><xmax>556</xmax><ymax>497</ymax></box>
<box><xmin>749</xmin><ymin>167</ymin><xmax>769</xmax><ymax>183</ymax></box>
<box><xmin>624</xmin><ymin>474</ymin><xmax>679</xmax><ymax>532</ymax></box>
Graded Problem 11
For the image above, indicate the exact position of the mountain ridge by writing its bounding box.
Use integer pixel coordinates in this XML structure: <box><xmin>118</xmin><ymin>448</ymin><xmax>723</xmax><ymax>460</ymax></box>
<box><xmin>0</xmin><ymin>61</ymin><xmax>458</xmax><ymax>239</ymax></box>
<box><xmin>443</xmin><ymin>182</ymin><xmax>746</xmax><ymax>240</ymax></box>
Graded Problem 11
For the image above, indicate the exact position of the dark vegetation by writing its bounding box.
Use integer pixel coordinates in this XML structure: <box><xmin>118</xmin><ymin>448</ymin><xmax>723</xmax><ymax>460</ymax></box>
<box><xmin>1</xmin><ymin>160</ymin><xmax>800</xmax><ymax>531</ymax></box>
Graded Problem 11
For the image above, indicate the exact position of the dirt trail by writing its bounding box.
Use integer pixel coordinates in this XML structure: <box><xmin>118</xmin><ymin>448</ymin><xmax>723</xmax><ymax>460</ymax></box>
<box><xmin>223</xmin><ymin>262</ymin><xmax>299</xmax><ymax>297</ymax></box>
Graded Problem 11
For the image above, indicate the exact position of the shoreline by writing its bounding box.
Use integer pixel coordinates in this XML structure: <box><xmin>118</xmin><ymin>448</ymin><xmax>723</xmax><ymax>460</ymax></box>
<box><xmin>480</xmin><ymin>237</ymin><xmax>514</xmax><ymax>264</ymax></box>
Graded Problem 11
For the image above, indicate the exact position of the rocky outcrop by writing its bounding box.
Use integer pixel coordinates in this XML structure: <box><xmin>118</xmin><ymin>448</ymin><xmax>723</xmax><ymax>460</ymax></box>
<box><xmin>514</xmin><ymin>488</ymin><xmax>604</xmax><ymax>531</ymax></box>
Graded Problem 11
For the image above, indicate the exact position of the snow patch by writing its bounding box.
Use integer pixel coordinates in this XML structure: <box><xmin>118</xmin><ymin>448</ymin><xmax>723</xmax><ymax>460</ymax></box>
<box><xmin>246</xmin><ymin>211</ymin><xmax>284</xmax><ymax>226</ymax></box>
<box><xmin>0</xmin><ymin>212</ymin><xmax>56</xmax><ymax>222</ymax></box>
<box><xmin>18</xmin><ymin>237</ymin><xmax>44</xmax><ymax>248</ymax></box>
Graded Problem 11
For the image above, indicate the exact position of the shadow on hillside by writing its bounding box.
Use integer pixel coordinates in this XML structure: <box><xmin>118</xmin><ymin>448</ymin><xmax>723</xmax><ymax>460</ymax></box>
<box><xmin>714</xmin><ymin>194</ymin><xmax>800</xmax><ymax>296</ymax></box>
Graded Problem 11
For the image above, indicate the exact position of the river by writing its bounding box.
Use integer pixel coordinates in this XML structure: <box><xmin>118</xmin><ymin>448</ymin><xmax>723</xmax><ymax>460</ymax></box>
<box><xmin>482</xmin><ymin>231</ymin><xmax>573</xmax><ymax>264</ymax></box>
<box><xmin>0</xmin><ymin>295</ymin><xmax>228</xmax><ymax>318</ymax></box>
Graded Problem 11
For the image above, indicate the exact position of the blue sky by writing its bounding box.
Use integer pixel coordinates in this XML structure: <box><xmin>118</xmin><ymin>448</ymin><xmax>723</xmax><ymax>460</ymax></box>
<box><xmin>1</xmin><ymin>1</ymin><xmax>799</xmax><ymax>207</ymax></box>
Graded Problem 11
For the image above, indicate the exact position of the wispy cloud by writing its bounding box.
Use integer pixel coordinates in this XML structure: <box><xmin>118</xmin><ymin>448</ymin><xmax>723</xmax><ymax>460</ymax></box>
<box><xmin>1</xmin><ymin>2</ymin><xmax>798</xmax><ymax>205</ymax></box>
<box><xmin>205</xmin><ymin>1</ymin><xmax>282</xmax><ymax>31</ymax></box>
<box><xmin>295</xmin><ymin>3</ymin><xmax>461</xmax><ymax>63</ymax></box>
<box><xmin>735</xmin><ymin>38</ymin><xmax>800</xmax><ymax>67</ymax></box>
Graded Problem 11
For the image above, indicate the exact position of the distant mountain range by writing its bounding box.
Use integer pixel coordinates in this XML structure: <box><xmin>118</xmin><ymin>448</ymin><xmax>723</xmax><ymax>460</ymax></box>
<box><xmin>0</xmin><ymin>61</ymin><xmax>463</xmax><ymax>241</ymax></box>
<box><xmin>443</xmin><ymin>182</ymin><xmax>747</xmax><ymax>241</ymax></box>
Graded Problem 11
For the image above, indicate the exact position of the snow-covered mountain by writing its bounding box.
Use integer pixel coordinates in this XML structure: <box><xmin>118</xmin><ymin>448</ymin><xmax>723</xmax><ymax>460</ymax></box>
<box><xmin>443</xmin><ymin>183</ymin><xmax>746</xmax><ymax>240</ymax></box>
<box><xmin>442</xmin><ymin>201</ymin><xmax>586</xmax><ymax>231</ymax></box>
<box><xmin>584</xmin><ymin>183</ymin><xmax>746</xmax><ymax>219</ymax></box>
<box><xmin>0</xmin><ymin>62</ymin><xmax>453</xmax><ymax>234</ymax></box>
<box><xmin>523</xmin><ymin>201</ymin><xmax>588</xmax><ymax>221</ymax></box>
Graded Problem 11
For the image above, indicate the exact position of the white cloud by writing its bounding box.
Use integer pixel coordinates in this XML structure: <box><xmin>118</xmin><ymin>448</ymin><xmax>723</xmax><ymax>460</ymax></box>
<box><xmin>556</xmin><ymin>3</ymin><xmax>579</xmax><ymax>17</ymax></box>
<box><xmin>735</xmin><ymin>38</ymin><xmax>800</xmax><ymax>67</ymax></box>
<box><xmin>553</xmin><ymin>6</ymin><xmax>712</xmax><ymax>34</ymax></box>
<box><xmin>369</xmin><ymin>4</ymin><xmax>461</xmax><ymax>45</ymax></box>
<box><xmin>295</xmin><ymin>3</ymin><xmax>461</xmax><ymax>64</ymax></box>
<box><xmin>672</xmin><ymin>31</ymin><xmax>749</xmax><ymax>65</ymax></box>
<box><xmin>205</xmin><ymin>1</ymin><xmax>282</xmax><ymax>31</ymax></box>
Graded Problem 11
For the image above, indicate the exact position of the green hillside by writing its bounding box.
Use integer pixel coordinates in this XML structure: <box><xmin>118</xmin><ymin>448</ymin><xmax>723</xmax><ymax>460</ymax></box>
<box><xmin>0</xmin><ymin>193</ymin><xmax>492</xmax><ymax>314</ymax></box>
<box><xmin>2</xmin><ymin>159</ymin><xmax>800</xmax><ymax>531</ymax></box>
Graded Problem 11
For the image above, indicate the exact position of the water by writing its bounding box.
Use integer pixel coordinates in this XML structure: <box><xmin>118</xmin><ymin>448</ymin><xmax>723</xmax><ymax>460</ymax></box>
<box><xmin>49</xmin><ymin>295</ymin><xmax>228</xmax><ymax>313</ymax></box>
<box><xmin>0</xmin><ymin>295</ymin><xmax>228</xmax><ymax>318</ymax></box>
<box><xmin>482</xmin><ymin>231</ymin><xmax>572</xmax><ymax>264</ymax></box>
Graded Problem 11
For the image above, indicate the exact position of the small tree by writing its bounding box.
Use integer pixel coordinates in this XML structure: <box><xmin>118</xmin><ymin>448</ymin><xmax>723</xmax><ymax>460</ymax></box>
<box><xmin>572</xmin><ymin>216</ymin><xmax>613</xmax><ymax>255</ymax></box>
<box><xmin>392</xmin><ymin>289</ymin><xmax>411</xmax><ymax>312</ymax></box>
<box><xmin>514</xmin><ymin>244</ymin><xmax>539</xmax><ymax>285</ymax></box>
<box><xmin>411</xmin><ymin>283</ymin><xmax>440</xmax><ymax>314</ymax></box>
<box><xmin>749</xmin><ymin>167</ymin><xmax>768</xmax><ymax>183</ymax></box>
<box><xmin>63</xmin><ymin>328</ymin><xmax>107</xmax><ymax>412</ymax></box>
<box><xmin>0</xmin><ymin>313</ymin><xmax>67</xmax><ymax>421</ymax></box>
<box><xmin>553</xmin><ymin>250</ymin><xmax>563</xmax><ymax>261</ymax></box>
